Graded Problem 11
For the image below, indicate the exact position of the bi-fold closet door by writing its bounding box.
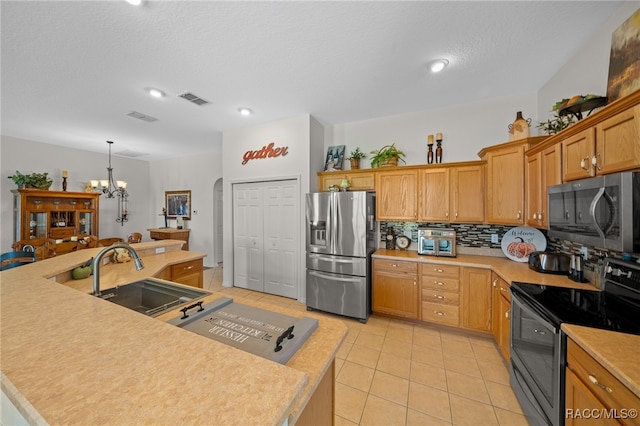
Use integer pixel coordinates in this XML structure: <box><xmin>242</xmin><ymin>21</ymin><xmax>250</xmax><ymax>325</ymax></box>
<box><xmin>233</xmin><ymin>179</ymin><xmax>299</xmax><ymax>299</ymax></box>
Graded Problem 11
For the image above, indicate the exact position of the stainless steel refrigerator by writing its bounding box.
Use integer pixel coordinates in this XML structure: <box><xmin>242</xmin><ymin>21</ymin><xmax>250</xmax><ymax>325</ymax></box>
<box><xmin>305</xmin><ymin>191</ymin><xmax>376</xmax><ymax>323</ymax></box>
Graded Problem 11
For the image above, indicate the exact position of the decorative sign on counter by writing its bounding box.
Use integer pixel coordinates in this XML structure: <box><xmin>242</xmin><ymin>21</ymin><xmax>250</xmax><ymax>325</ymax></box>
<box><xmin>168</xmin><ymin>297</ymin><xmax>318</xmax><ymax>364</ymax></box>
<box><xmin>242</xmin><ymin>142</ymin><xmax>289</xmax><ymax>165</ymax></box>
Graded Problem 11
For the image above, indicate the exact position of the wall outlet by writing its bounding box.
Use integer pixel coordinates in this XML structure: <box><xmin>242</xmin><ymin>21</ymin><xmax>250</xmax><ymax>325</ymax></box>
<box><xmin>491</xmin><ymin>234</ymin><xmax>499</xmax><ymax>244</ymax></box>
<box><xmin>579</xmin><ymin>247</ymin><xmax>588</xmax><ymax>260</ymax></box>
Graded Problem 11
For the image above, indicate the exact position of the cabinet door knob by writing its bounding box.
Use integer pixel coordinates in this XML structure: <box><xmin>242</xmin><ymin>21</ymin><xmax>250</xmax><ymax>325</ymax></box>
<box><xmin>591</xmin><ymin>153</ymin><xmax>602</xmax><ymax>171</ymax></box>
<box><xmin>516</xmin><ymin>210</ymin><xmax>521</xmax><ymax>219</ymax></box>
<box><xmin>505</xmin><ymin>311</ymin><xmax>509</xmax><ymax>319</ymax></box>
<box><xmin>492</xmin><ymin>279</ymin><xmax>498</xmax><ymax>287</ymax></box>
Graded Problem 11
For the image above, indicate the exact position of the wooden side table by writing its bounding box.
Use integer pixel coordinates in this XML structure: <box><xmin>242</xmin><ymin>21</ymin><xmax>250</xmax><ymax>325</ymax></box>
<box><xmin>147</xmin><ymin>228</ymin><xmax>190</xmax><ymax>251</ymax></box>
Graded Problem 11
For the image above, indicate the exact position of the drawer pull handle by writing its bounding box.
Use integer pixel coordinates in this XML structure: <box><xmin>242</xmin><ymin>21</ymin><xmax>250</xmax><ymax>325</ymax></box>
<box><xmin>435</xmin><ymin>281</ymin><xmax>445</xmax><ymax>286</ymax></box>
<box><xmin>533</xmin><ymin>329</ymin><xmax>547</xmax><ymax>335</ymax></box>
<box><xmin>588</xmin><ymin>374</ymin><xmax>613</xmax><ymax>393</ymax></box>
<box><xmin>184</xmin><ymin>265</ymin><xmax>194</xmax><ymax>270</ymax></box>
<box><xmin>434</xmin><ymin>311</ymin><xmax>445</xmax><ymax>316</ymax></box>
<box><xmin>500</xmin><ymin>287</ymin><xmax>508</xmax><ymax>293</ymax></box>
<box><xmin>434</xmin><ymin>268</ymin><xmax>444</xmax><ymax>273</ymax></box>
<box><xmin>434</xmin><ymin>295</ymin><xmax>444</xmax><ymax>300</ymax></box>
<box><xmin>392</xmin><ymin>264</ymin><xmax>397</xmax><ymax>267</ymax></box>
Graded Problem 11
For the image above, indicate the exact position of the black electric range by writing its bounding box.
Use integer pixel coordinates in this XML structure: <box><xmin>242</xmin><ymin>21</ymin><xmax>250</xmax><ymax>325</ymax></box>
<box><xmin>511</xmin><ymin>257</ymin><xmax>640</xmax><ymax>335</ymax></box>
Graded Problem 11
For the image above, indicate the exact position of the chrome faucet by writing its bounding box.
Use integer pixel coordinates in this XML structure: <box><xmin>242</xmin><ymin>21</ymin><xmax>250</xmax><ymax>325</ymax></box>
<box><xmin>93</xmin><ymin>243</ymin><xmax>144</xmax><ymax>296</ymax></box>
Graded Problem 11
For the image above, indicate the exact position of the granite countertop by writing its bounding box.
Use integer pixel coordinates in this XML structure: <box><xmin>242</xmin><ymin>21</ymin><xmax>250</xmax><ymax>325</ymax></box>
<box><xmin>1</xmin><ymin>241</ymin><xmax>347</xmax><ymax>425</ymax></box>
<box><xmin>373</xmin><ymin>248</ymin><xmax>640</xmax><ymax>402</ymax></box>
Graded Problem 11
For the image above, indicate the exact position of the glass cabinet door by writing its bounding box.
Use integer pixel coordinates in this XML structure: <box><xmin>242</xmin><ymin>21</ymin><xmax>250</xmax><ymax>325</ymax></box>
<box><xmin>78</xmin><ymin>212</ymin><xmax>93</xmax><ymax>234</ymax></box>
<box><xmin>29</xmin><ymin>212</ymin><xmax>48</xmax><ymax>239</ymax></box>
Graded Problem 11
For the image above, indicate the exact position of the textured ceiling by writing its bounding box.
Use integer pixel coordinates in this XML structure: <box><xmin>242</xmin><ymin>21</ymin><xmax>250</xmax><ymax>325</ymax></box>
<box><xmin>0</xmin><ymin>1</ymin><xmax>623</xmax><ymax>161</ymax></box>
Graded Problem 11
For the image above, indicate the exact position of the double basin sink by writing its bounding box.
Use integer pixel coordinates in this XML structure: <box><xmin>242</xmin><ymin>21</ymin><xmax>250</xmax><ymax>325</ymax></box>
<box><xmin>96</xmin><ymin>278</ymin><xmax>208</xmax><ymax>317</ymax></box>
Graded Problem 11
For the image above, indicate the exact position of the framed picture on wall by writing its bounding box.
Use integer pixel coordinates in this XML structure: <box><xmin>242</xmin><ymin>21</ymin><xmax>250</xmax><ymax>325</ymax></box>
<box><xmin>606</xmin><ymin>8</ymin><xmax>640</xmax><ymax>102</ymax></box>
<box><xmin>324</xmin><ymin>145</ymin><xmax>346</xmax><ymax>171</ymax></box>
<box><xmin>165</xmin><ymin>190</ymin><xmax>191</xmax><ymax>220</ymax></box>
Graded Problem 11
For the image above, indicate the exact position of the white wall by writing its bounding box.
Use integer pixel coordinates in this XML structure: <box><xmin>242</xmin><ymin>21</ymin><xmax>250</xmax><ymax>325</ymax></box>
<box><xmin>221</xmin><ymin>114</ymin><xmax>318</xmax><ymax>298</ymax></box>
<box><xmin>148</xmin><ymin>141</ymin><xmax>223</xmax><ymax>267</ymax></box>
<box><xmin>330</xmin><ymin>92</ymin><xmax>538</xmax><ymax>168</ymax></box>
<box><xmin>1</xmin><ymin>135</ymin><xmax>150</xmax><ymax>252</ymax></box>
<box><xmin>537</xmin><ymin>3</ymin><xmax>640</xmax><ymax>121</ymax></box>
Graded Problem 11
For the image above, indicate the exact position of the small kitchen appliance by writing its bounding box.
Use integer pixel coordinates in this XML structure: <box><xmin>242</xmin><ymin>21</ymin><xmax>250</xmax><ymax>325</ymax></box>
<box><xmin>527</xmin><ymin>251</ymin><xmax>570</xmax><ymax>274</ymax></box>
<box><xmin>417</xmin><ymin>227</ymin><xmax>456</xmax><ymax>257</ymax></box>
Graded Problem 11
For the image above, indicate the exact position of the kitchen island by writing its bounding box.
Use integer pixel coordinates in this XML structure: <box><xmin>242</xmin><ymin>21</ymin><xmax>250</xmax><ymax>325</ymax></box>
<box><xmin>1</xmin><ymin>240</ymin><xmax>346</xmax><ymax>425</ymax></box>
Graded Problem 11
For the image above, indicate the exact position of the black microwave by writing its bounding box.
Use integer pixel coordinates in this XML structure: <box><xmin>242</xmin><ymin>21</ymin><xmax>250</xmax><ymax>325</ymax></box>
<box><xmin>547</xmin><ymin>172</ymin><xmax>640</xmax><ymax>253</ymax></box>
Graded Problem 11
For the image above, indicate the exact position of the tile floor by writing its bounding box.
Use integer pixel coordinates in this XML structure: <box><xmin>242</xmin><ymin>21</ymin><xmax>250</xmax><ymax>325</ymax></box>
<box><xmin>203</xmin><ymin>267</ymin><xmax>529</xmax><ymax>426</ymax></box>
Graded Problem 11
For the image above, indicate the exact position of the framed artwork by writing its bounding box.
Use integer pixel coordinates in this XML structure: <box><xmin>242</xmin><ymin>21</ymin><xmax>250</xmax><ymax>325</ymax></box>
<box><xmin>324</xmin><ymin>145</ymin><xmax>346</xmax><ymax>171</ymax></box>
<box><xmin>606</xmin><ymin>8</ymin><xmax>640</xmax><ymax>103</ymax></box>
<box><xmin>165</xmin><ymin>190</ymin><xmax>191</xmax><ymax>220</ymax></box>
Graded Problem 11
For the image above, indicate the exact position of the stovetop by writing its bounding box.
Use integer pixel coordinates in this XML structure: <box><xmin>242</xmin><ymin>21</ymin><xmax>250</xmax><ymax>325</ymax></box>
<box><xmin>511</xmin><ymin>258</ymin><xmax>640</xmax><ymax>335</ymax></box>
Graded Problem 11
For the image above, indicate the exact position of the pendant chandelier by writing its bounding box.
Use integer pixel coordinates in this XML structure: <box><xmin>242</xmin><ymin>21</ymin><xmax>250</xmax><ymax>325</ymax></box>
<box><xmin>90</xmin><ymin>141</ymin><xmax>129</xmax><ymax>225</ymax></box>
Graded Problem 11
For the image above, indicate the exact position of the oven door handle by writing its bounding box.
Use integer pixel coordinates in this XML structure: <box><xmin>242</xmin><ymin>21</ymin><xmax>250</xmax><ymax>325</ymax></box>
<box><xmin>512</xmin><ymin>293</ymin><xmax>558</xmax><ymax>334</ymax></box>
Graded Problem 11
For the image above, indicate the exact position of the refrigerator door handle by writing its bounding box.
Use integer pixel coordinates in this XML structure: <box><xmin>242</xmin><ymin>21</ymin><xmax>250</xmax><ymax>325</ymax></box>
<box><xmin>329</xmin><ymin>193</ymin><xmax>338</xmax><ymax>253</ymax></box>
<box><xmin>308</xmin><ymin>270</ymin><xmax>363</xmax><ymax>283</ymax></box>
<box><xmin>308</xmin><ymin>253</ymin><xmax>360</xmax><ymax>264</ymax></box>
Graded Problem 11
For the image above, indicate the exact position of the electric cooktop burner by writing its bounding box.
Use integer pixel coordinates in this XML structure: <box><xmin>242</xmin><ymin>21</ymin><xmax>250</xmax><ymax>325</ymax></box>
<box><xmin>511</xmin><ymin>258</ymin><xmax>640</xmax><ymax>336</ymax></box>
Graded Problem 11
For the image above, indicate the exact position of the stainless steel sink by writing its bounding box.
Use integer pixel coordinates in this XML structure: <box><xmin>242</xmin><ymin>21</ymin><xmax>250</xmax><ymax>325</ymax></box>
<box><xmin>96</xmin><ymin>279</ymin><xmax>209</xmax><ymax>317</ymax></box>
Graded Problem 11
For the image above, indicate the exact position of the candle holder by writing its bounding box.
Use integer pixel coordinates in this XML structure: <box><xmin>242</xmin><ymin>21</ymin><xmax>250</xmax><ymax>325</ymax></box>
<box><xmin>435</xmin><ymin>134</ymin><xmax>443</xmax><ymax>163</ymax></box>
<box><xmin>427</xmin><ymin>144</ymin><xmax>434</xmax><ymax>164</ymax></box>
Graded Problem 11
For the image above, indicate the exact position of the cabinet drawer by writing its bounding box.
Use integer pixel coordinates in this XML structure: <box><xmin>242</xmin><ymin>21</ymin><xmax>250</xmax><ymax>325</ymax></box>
<box><xmin>421</xmin><ymin>302</ymin><xmax>459</xmax><ymax>327</ymax></box>
<box><xmin>173</xmin><ymin>272</ymin><xmax>203</xmax><ymax>288</ymax></box>
<box><xmin>26</xmin><ymin>198</ymin><xmax>49</xmax><ymax>210</ymax></box>
<box><xmin>567</xmin><ymin>338</ymin><xmax>637</xmax><ymax>422</ymax></box>
<box><xmin>419</xmin><ymin>263</ymin><xmax>459</xmax><ymax>278</ymax></box>
<box><xmin>373</xmin><ymin>259</ymin><xmax>417</xmax><ymax>275</ymax></box>
<box><xmin>170</xmin><ymin>259</ymin><xmax>203</xmax><ymax>279</ymax></box>
<box><xmin>150</xmin><ymin>231</ymin><xmax>168</xmax><ymax>240</ymax></box>
<box><xmin>421</xmin><ymin>276</ymin><xmax>460</xmax><ymax>292</ymax></box>
<box><xmin>421</xmin><ymin>288</ymin><xmax>459</xmax><ymax>305</ymax></box>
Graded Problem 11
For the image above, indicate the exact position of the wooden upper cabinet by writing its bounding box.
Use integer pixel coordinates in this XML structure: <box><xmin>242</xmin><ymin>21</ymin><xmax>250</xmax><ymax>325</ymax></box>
<box><xmin>317</xmin><ymin>169</ymin><xmax>375</xmax><ymax>192</ymax></box>
<box><xmin>451</xmin><ymin>164</ymin><xmax>484</xmax><ymax>223</ymax></box>
<box><xmin>526</xmin><ymin>143</ymin><xmax>561</xmax><ymax>229</ymax></box>
<box><xmin>418</xmin><ymin>167</ymin><xmax>450</xmax><ymax>222</ymax></box>
<box><xmin>562</xmin><ymin>128</ymin><xmax>596</xmax><ymax>181</ymax></box>
<box><xmin>483</xmin><ymin>142</ymin><xmax>527</xmax><ymax>225</ymax></box>
<box><xmin>376</xmin><ymin>168</ymin><xmax>418</xmax><ymax>220</ymax></box>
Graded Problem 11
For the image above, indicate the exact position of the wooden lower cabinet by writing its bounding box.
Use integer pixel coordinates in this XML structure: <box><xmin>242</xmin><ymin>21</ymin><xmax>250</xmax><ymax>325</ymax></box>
<box><xmin>372</xmin><ymin>258</ymin><xmax>419</xmax><ymax>319</ymax></box>
<box><xmin>491</xmin><ymin>272</ymin><xmax>511</xmax><ymax>360</ymax></box>
<box><xmin>295</xmin><ymin>360</ymin><xmax>335</xmax><ymax>426</ymax></box>
<box><xmin>566</xmin><ymin>338</ymin><xmax>638</xmax><ymax>425</ymax></box>
<box><xmin>420</xmin><ymin>263</ymin><xmax>460</xmax><ymax>327</ymax></box>
<box><xmin>156</xmin><ymin>258</ymin><xmax>203</xmax><ymax>288</ymax></box>
<box><xmin>460</xmin><ymin>267</ymin><xmax>492</xmax><ymax>332</ymax></box>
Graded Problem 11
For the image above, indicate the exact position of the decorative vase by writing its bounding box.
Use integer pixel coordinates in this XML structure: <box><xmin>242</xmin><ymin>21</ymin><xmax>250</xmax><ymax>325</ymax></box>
<box><xmin>350</xmin><ymin>158</ymin><xmax>360</xmax><ymax>169</ymax></box>
<box><xmin>508</xmin><ymin>111</ymin><xmax>531</xmax><ymax>141</ymax></box>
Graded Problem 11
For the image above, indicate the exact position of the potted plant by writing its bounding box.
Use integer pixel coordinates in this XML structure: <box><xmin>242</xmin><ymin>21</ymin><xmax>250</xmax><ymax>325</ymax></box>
<box><xmin>536</xmin><ymin>100</ymin><xmax>577</xmax><ymax>135</ymax></box>
<box><xmin>370</xmin><ymin>143</ymin><xmax>406</xmax><ymax>168</ymax></box>
<box><xmin>8</xmin><ymin>171</ymin><xmax>53</xmax><ymax>190</ymax></box>
<box><xmin>346</xmin><ymin>147</ymin><xmax>366</xmax><ymax>169</ymax></box>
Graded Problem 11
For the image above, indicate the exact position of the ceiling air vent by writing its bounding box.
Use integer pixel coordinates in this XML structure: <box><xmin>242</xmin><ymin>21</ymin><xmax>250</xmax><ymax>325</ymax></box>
<box><xmin>179</xmin><ymin>92</ymin><xmax>210</xmax><ymax>106</ymax></box>
<box><xmin>126</xmin><ymin>111</ymin><xmax>158</xmax><ymax>122</ymax></box>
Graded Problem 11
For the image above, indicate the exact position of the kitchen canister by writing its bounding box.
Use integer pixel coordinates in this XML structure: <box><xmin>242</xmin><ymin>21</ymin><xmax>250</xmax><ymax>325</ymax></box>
<box><xmin>508</xmin><ymin>111</ymin><xmax>531</xmax><ymax>141</ymax></box>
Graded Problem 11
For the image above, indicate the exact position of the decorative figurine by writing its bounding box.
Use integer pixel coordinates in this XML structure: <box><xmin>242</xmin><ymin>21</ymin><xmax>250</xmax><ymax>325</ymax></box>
<box><xmin>427</xmin><ymin>134</ymin><xmax>434</xmax><ymax>164</ymax></box>
<box><xmin>435</xmin><ymin>133</ymin><xmax>443</xmax><ymax>163</ymax></box>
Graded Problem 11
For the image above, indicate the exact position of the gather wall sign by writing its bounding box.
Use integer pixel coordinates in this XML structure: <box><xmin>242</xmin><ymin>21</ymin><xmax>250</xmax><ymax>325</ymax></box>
<box><xmin>242</xmin><ymin>142</ymin><xmax>289</xmax><ymax>165</ymax></box>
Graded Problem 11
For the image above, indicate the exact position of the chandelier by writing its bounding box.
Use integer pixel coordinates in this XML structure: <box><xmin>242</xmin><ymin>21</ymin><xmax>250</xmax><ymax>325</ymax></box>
<box><xmin>90</xmin><ymin>141</ymin><xmax>129</xmax><ymax>225</ymax></box>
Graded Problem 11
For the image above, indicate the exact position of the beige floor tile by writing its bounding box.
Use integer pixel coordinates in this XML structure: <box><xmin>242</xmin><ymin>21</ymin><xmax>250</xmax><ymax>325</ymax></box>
<box><xmin>485</xmin><ymin>381</ymin><xmax>524</xmax><ymax>414</ymax></box>
<box><xmin>388</xmin><ymin>319</ymin><xmax>415</xmax><ymax>332</ymax></box>
<box><xmin>362</xmin><ymin>324</ymin><xmax>388</xmax><ymax>337</ymax></box>
<box><xmin>376</xmin><ymin>351</ymin><xmax>411</xmax><ymax>379</ymax></box>
<box><xmin>346</xmin><ymin>344</ymin><xmax>381</xmax><ymax>369</ymax></box>
<box><xmin>335</xmin><ymin>382</ymin><xmax>368</xmax><ymax>424</ymax></box>
<box><xmin>366</xmin><ymin>316</ymin><xmax>390</xmax><ymax>328</ymax></box>
<box><xmin>411</xmin><ymin>345</ymin><xmax>445</xmax><ymax>369</ymax></box>
<box><xmin>472</xmin><ymin>343</ymin><xmax>505</xmax><ymax>363</ymax></box>
<box><xmin>369</xmin><ymin>370</ymin><xmax>410</xmax><ymax>406</ymax></box>
<box><xmin>449</xmin><ymin>394</ymin><xmax>499</xmax><ymax>425</ymax></box>
<box><xmin>344</xmin><ymin>328</ymin><xmax>360</xmax><ymax>344</ymax></box>
<box><xmin>334</xmin><ymin>415</ymin><xmax>359</xmax><ymax>426</ymax></box>
<box><xmin>354</xmin><ymin>331</ymin><xmax>385</xmax><ymax>351</ymax></box>
<box><xmin>336</xmin><ymin>361</ymin><xmax>375</xmax><ymax>392</ymax></box>
<box><xmin>336</xmin><ymin>341</ymin><xmax>353</xmax><ymax>360</ymax></box>
<box><xmin>469</xmin><ymin>334</ymin><xmax>496</xmax><ymax>348</ymax></box>
<box><xmin>381</xmin><ymin>337</ymin><xmax>413</xmax><ymax>359</ymax></box>
<box><xmin>386</xmin><ymin>326</ymin><xmax>414</xmax><ymax>343</ymax></box>
<box><xmin>446</xmin><ymin>370</ymin><xmax>491</xmax><ymax>404</ymax></box>
<box><xmin>478</xmin><ymin>360</ymin><xmax>511</xmax><ymax>385</ymax></box>
<box><xmin>412</xmin><ymin>331</ymin><xmax>442</xmax><ymax>350</ymax></box>
<box><xmin>494</xmin><ymin>407</ymin><xmax>530</xmax><ymax>426</ymax></box>
<box><xmin>360</xmin><ymin>394</ymin><xmax>407</xmax><ymax>426</ymax></box>
<box><xmin>406</xmin><ymin>408</ymin><xmax>453</xmax><ymax>426</ymax></box>
<box><xmin>413</xmin><ymin>323</ymin><xmax>441</xmax><ymax>337</ymax></box>
<box><xmin>441</xmin><ymin>338</ymin><xmax>475</xmax><ymax>358</ymax></box>
<box><xmin>407</xmin><ymin>381</ymin><xmax>452</xmax><ymax>423</ymax></box>
<box><xmin>443</xmin><ymin>355</ymin><xmax>482</xmax><ymax>378</ymax></box>
<box><xmin>439</xmin><ymin>329</ymin><xmax>472</xmax><ymax>342</ymax></box>
<box><xmin>410</xmin><ymin>360</ymin><xmax>448</xmax><ymax>391</ymax></box>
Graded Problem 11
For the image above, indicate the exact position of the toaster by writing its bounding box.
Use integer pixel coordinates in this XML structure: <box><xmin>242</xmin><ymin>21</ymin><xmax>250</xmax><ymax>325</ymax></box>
<box><xmin>528</xmin><ymin>251</ymin><xmax>571</xmax><ymax>274</ymax></box>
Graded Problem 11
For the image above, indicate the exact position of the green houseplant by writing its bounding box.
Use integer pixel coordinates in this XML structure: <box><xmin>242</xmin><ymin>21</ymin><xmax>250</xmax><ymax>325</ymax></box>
<box><xmin>346</xmin><ymin>147</ymin><xmax>366</xmax><ymax>169</ymax></box>
<box><xmin>8</xmin><ymin>171</ymin><xmax>53</xmax><ymax>189</ymax></box>
<box><xmin>370</xmin><ymin>143</ymin><xmax>406</xmax><ymax>168</ymax></box>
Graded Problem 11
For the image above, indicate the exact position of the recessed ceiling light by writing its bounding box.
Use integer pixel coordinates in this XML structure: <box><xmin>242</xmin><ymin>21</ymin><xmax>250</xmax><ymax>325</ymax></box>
<box><xmin>238</xmin><ymin>107</ymin><xmax>253</xmax><ymax>116</ymax></box>
<box><xmin>146</xmin><ymin>88</ymin><xmax>165</xmax><ymax>98</ymax></box>
<box><xmin>126</xmin><ymin>0</ymin><xmax>142</xmax><ymax>5</ymax></box>
<box><xmin>430</xmin><ymin>59</ymin><xmax>449</xmax><ymax>73</ymax></box>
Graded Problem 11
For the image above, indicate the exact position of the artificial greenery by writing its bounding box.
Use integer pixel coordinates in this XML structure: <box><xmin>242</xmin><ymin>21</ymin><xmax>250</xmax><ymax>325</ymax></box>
<box><xmin>346</xmin><ymin>147</ymin><xmax>366</xmax><ymax>160</ymax></box>
<box><xmin>370</xmin><ymin>143</ymin><xmax>406</xmax><ymax>168</ymax></box>
<box><xmin>536</xmin><ymin>112</ymin><xmax>576</xmax><ymax>135</ymax></box>
<box><xmin>8</xmin><ymin>171</ymin><xmax>53</xmax><ymax>189</ymax></box>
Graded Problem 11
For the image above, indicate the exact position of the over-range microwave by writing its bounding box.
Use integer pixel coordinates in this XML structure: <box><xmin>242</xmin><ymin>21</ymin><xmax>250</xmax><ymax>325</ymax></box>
<box><xmin>547</xmin><ymin>172</ymin><xmax>640</xmax><ymax>253</ymax></box>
